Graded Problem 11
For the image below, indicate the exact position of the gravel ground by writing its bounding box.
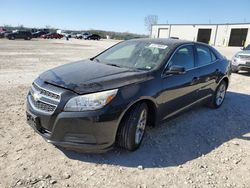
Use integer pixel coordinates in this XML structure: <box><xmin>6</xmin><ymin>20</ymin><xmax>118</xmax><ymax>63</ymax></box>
<box><xmin>0</xmin><ymin>38</ymin><xmax>250</xmax><ymax>188</ymax></box>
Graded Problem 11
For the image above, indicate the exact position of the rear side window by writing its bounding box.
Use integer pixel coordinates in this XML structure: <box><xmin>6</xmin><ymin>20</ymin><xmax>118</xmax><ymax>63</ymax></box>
<box><xmin>196</xmin><ymin>45</ymin><xmax>212</xmax><ymax>67</ymax></box>
<box><xmin>168</xmin><ymin>45</ymin><xmax>195</xmax><ymax>70</ymax></box>
<box><xmin>211</xmin><ymin>51</ymin><xmax>217</xmax><ymax>62</ymax></box>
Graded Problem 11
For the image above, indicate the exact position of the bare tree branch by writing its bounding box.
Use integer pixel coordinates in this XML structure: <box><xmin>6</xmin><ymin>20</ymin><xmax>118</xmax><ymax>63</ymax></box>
<box><xmin>144</xmin><ymin>15</ymin><xmax>158</xmax><ymax>34</ymax></box>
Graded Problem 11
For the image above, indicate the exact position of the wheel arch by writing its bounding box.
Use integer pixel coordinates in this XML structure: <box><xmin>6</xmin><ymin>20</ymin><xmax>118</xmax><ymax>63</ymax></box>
<box><xmin>114</xmin><ymin>97</ymin><xmax>158</xmax><ymax>145</ymax></box>
<box><xmin>117</xmin><ymin>97</ymin><xmax>158</xmax><ymax>129</ymax></box>
<box><xmin>218</xmin><ymin>76</ymin><xmax>229</xmax><ymax>89</ymax></box>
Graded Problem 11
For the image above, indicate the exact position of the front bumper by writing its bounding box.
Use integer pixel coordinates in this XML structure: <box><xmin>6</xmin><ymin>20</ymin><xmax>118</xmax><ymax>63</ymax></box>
<box><xmin>26</xmin><ymin>81</ymin><xmax>123</xmax><ymax>152</ymax></box>
<box><xmin>231</xmin><ymin>64</ymin><xmax>250</xmax><ymax>72</ymax></box>
<box><xmin>231</xmin><ymin>58</ymin><xmax>250</xmax><ymax>72</ymax></box>
<box><xmin>26</xmin><ymin>108</ymin><xmax>119</xmax><ymax>152</ymax></box>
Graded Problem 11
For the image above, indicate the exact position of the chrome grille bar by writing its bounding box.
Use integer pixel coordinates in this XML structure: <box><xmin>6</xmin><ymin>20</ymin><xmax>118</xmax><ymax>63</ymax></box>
<box><xmin>29</xmin><ymin>81</ymin><xmax>63</xmax><ymax>114</ymax></box>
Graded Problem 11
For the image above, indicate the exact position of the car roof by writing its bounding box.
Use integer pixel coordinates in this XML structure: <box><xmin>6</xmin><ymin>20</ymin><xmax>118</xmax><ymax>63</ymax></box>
<box><xmin>128</xmin><ymin>38</ymin><xmax>194</xmax><ymax>48</ymax></box>
<box><xmin>129</xmin><ymin>38</ymin><xmax>216</xmax><ymax>48</ymax></box>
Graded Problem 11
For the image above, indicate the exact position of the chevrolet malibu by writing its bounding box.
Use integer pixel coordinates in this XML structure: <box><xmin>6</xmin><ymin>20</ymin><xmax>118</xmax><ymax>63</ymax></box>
<box><xmin>26</xmin><ymin>39</ymin><xmax>230</xmax><ymax>152</ymax></box>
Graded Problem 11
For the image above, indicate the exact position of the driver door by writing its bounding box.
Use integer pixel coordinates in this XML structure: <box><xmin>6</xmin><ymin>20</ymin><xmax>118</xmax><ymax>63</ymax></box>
<box><xmin>160</xmin><ymin>44</ymin><xmax>201</xmax><ymax>120</ymax></box>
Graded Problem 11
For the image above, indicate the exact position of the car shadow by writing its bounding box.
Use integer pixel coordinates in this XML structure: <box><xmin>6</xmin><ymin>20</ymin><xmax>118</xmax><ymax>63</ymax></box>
<box><xmin>59</xmin><ymin>91</ymin><xmax>250</xmax><ymax>168</ymax></box>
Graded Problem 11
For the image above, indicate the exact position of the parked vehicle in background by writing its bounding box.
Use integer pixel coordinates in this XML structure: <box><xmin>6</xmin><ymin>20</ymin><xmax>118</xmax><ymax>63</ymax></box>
<box><xmin>6</xmin><ymin>30</ymin><xmax>32</xmax><ymax>40</ymax></box>
<box><xmin>26</xmin><ymin>39</ymin><xmax>230</xmax><ymax>152</ymax></box>
<box><xmin>0</xmin><ymin>28</ymin><xmax>7</xmax><ymax>38</ymax></box>
<box><xmin>41</xmin><ymin>33</ymin><xmax>64</xmax><ymax>39</ymax></box>
<box><xmin>4</xmin><ymin>31</ymin><xmax>12</xmax><ymax>37</ymax></box>
<box><xmin>231</xmin><ymin>44</ymin><xmax>250</xmax><ymax>73</ymax></box>
<box><xmin>0</xmin><ymin>32</ymin><xmax>5</xmax><ymax>38</ymax></box>
<box><xmin>70</xmin><ymin>32</ymin><xmax>78</xmax><ymax>38</ymax></box>
<box><xmin>63</xmin><ymin>33</ymin><xmax>71</xmax><ymax>38</ymax></box>
<box><xmin>76</xmin><ymin>32</ymin><xmax>91</xmax><ymax>39</ymax></box>
<box><xmin>86</xmin><ymin>34</ymin><xmax>101</xmax><ymax>40</ymax></box>
<box><xmin>32</xmin><ymin>31</ymin><xmax>49</xmax><ymax>38</ymax></box>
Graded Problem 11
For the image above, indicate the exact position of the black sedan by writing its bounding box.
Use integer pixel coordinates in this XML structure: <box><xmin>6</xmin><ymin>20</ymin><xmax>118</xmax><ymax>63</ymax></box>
<box><xmin>6</xmin><ymin>30</ymin><xmax>32</xmax><ymax>40</ymax></box>
<box><xmin>86</xmin><ymin>34</ymin><xmax>101</xmax><ymax>40</ymax></box>
<box><xmin>26</xmin><ymin>39</ymin><xmax>230</xmax><ymax>152</ymax></box>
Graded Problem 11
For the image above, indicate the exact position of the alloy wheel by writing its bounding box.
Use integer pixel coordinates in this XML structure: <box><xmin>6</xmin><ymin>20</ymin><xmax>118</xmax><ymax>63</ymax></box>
<box><xmin>135</xmin><ymin>109</ymin><xmax>147</xmax><ymax>144</ymax></box>
<box><xmin>216</xmin><ymin>83</ymin><xmax>226</xmax><ymax>106</ymax></box>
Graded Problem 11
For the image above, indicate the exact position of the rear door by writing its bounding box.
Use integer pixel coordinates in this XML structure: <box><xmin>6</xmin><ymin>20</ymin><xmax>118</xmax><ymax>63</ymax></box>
<box><xmin>193</xmin><ymin>44</ymin><xmax>219</xmax><ymax>98</ymax></box>
<box><xmin>160</xmin><ymin>44</ymin><xmax>201</xmax><ymax>120</ymax></box>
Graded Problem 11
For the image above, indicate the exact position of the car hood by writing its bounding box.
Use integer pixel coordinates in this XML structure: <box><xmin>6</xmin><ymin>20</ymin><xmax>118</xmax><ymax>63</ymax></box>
<box><xmin>39</xmin><ymin>60</ymin><xmax>152</xmax><ymax>94</ymax></box>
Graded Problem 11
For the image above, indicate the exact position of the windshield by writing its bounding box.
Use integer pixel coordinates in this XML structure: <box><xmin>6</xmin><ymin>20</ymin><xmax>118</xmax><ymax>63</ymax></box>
<box><xmin>94</xmin><ymin>40</ymin><xmax>170</xmax><ymax>70</ymax></box>
<box><xmin>244</xmin><ymin>45</ymin><xmax>250</xmax><ymax>50</ymax></box>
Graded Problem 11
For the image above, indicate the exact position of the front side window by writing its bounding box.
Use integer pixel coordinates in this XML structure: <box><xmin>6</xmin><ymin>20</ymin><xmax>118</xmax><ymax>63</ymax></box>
<box><xmin>95</xmin><ymin>41</ymin><xmax>170</xmax><ymax>70</ymax></box>
<box><xmin>168</xmin><ymin>45</ymin><xmax>195</xmax><ymax>70</ymax></box>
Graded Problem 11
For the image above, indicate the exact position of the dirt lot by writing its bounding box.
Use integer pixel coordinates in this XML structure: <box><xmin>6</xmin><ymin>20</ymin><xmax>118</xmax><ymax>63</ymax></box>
<box><xmin>0</xmin><ymin>38</ymin><xmax>250</xmax><ymax>188</ymax></box>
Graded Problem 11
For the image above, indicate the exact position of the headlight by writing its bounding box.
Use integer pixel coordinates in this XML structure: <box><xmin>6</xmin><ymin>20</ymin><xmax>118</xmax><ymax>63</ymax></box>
<box><xmin>234</xmin><ymin>54</ymin><xmax>240</xmax><ymax>58</ymax></box>
<box><xmin>231</xmin><ymin>54</ymin><xmax>240</xmax><ymax>65</ymax></box>
<box><xmin>64</xmin><ymin>89</ymin><xmax>118</xmax><ymax>111</ymax></box>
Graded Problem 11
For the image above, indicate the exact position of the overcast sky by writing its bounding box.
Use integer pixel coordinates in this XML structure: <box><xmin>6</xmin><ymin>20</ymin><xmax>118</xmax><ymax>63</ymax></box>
<box><xmin>1</xmin><ymin>0</ymin><xmax>250</xmax><ymax>34</ymax></box>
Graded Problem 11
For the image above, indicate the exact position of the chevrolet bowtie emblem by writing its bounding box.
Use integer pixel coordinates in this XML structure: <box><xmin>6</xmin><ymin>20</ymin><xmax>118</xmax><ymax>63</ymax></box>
<box><xmin>33</xmin><ymin>91</ymin><xmax>41</xmax><ymax>101</ymax></box>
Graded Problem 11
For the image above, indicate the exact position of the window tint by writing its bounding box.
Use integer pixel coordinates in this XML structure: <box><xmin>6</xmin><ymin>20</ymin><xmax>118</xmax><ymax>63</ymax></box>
<box><xmin>196</xmin><ymin>45</ymin><xmax>212</xmax><ymax>66</ymax></box>
<box><xmin>169</xmin><ymin>45</ymin><xmax>194</xmax><ymax>70</ymax></box>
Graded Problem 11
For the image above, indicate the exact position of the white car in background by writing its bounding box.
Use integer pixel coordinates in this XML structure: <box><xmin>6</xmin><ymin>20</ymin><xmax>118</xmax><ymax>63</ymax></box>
<box><xmin>231</xmin><ymin>44</ymin><xmax>250</xmax><ymax>73</ymax></box>
<box><xmin>76</xmin><ymin>32</ymin><xmax>91</xmax><ymax>39</ymax></box>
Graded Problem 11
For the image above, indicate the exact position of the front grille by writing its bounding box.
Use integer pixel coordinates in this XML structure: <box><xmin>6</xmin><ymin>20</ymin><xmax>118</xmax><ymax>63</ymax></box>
<box><xmin>239</xmin><ymin>55</ymin><xmax>250</xmax><ymax>60</ymax></box>
<box><xmin>32</xmin><ymin>83</ymin><xmax>60</xmax><ymax>101</ymax></box>
<box><xmin>29</xmin><ymin>81</ymin><xmax>63</xmax><ymax>114</ymax></box>
<box><xmin>30</xmin><ymin>96</ymin><xmax>56</xmax><ymax>112</ymax></box>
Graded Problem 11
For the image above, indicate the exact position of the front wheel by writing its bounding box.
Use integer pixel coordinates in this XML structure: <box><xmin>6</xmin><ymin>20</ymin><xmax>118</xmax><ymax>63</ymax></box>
<box><xmin>116</xmin><ymin>103</ymin><xmax>148</xmax><ymax>151</ymax></box>
<box><xmin>208</xmin><ymin>80</ymin><xmax>227</xmax><ymax>109</ymax></box>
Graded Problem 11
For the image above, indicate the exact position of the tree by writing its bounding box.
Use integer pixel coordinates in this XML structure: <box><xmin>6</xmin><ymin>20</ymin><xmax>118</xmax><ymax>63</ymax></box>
<box><xmin>144</xmin><ymin>15</ymin><xmax>158</xmax><ymax>34</ymax></box>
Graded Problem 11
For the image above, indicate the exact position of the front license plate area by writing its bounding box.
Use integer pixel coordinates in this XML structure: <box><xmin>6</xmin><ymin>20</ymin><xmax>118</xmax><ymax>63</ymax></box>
<box><xmin>26</xmin><ymin>111</ymin><xmax>40</xmax><ymax>128</ymax></box>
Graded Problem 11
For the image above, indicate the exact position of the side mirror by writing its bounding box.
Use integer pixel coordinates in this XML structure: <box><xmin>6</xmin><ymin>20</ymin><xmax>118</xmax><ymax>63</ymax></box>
<box><xmin>165</xmin><ymin>65</ymin><xmax>186</xmax><ymax>75</ymax></box>
<box><xmin>241</xmin><ymin>47</ymin><xmax>245</xmax><ymax>50</ymax></box>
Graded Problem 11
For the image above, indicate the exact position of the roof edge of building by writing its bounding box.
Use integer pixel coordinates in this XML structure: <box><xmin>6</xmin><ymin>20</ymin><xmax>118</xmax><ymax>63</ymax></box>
<box><xmin>152</xmin><ymin>23</ymin><xmax>250</xmax><ymax>26</ymax></box>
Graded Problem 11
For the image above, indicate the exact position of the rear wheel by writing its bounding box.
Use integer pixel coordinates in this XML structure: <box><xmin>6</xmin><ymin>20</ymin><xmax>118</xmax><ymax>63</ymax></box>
<box><xmin>116</xmin><ymin>103</ymin><xmax>148</xmax><ymax>151</ymax></box>
<box><xmin>208</xmin><ymin>80</ymin><xmax>227</xmax><ymax>108</ymax></box>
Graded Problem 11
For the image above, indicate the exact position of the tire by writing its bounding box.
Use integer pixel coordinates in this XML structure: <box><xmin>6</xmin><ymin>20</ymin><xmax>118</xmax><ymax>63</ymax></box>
<box><xmin>116</xmin><ymin>103</ymin><xmax>148</xmax><ymax>151</ymax></box>
<box><xmin>207</xmin><ymin>80</ymin><xmax>227</xmax><ymax>109</ymax></box>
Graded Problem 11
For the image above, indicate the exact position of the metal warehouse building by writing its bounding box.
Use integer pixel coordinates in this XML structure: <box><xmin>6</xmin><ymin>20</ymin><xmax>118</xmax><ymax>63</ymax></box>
<box><xmin>151</xmin><ymin>23</ymin><xmax>250</xmax><ymax>47</ymax></box>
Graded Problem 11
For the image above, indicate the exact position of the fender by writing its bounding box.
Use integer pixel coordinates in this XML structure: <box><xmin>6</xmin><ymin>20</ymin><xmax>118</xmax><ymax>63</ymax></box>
<box><xmin>116</xmin><ymin>96</ymin><xmax>159</xmax><ymax>130</ymax></box>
